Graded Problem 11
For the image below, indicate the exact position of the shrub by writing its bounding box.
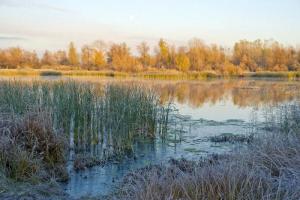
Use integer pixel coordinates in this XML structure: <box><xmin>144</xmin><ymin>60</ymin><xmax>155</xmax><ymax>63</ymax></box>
<box><xmin>0</xmin><ymin>112</ymin><xmax>68</xmax><ymax>182</ymax></box>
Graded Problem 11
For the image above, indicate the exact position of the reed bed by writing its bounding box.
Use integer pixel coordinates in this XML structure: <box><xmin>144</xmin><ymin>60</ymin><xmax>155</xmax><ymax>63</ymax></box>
<box><xmin>1</xmin><ymin>69</ymin><xmax>300</xmax><ymax>80</ymax></box>
<box><xmin>0</xmin><ymin>80</ymin><xmax>171</xmax><ymax>159</ymax></box>
<box><xmin>245</xmin><ymin>71</ymin><xmax>300</xmax><ymax>79</ymax></box>
<box><xmin>262</xmin><ymin>102</ymin><xmax>300</xmax><ymax>134</ymax></box>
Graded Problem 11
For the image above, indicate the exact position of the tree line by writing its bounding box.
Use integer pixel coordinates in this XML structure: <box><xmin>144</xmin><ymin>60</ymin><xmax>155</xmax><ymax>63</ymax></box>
<box><xmin>0</xmin><ymin>38</ymin><xmax>299</xmax><ymax>73</ymax></box>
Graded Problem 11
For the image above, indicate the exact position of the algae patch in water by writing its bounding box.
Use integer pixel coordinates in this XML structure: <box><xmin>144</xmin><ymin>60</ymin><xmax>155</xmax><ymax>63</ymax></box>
<box><xmin>183</xmin><ymin>148</ymin><xmax>208</xmax><ymax>153</ymax></box>
<box><xmin>210</xmin><ymin>133</ymin><xmax>253</xmax><ymax>143</ymax></box>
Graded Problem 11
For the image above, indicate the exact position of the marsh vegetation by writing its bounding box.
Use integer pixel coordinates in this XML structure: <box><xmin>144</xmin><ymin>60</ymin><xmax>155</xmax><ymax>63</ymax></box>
<box><xmin>0</xmin><ymin>79</ymin><xmax>173</xmax><ymax>195</ymax></box>
<box><xmin>0</xmin><ymin>78</ymin><xmax>299</xmax><ymax>200</ymax></box>
<box><xmin>0</xmin><ymin>80</ymin><xmax>171</xmax><ymax>158</ymax></box>
<box><xmin>113</xmin><ymin>102</ymin><xmax>300</xmax><ymax>200</ymax></box>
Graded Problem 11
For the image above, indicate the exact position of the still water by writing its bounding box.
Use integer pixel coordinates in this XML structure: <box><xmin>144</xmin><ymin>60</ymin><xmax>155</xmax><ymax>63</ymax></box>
<box><xmin>61</xmin><ymin>78</ymin><xmax>300</xmax><ymax>198</ymax></box>
<box><xmin>4</xmin><ymin>77</ymin><xmax>300</xmax><ymax>197</ymax></box>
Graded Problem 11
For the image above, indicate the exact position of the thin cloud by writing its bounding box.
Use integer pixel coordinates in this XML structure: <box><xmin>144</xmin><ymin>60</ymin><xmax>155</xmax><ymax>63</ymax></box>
<box><xmin>0</xmin><ymin>0</ymin><xmax>71</xmax><ymax>13</ymax></box>
<box><xmin>0</xmin><ymin>35</ymin><xmax>27</xmax><ymax>41</ymax></box>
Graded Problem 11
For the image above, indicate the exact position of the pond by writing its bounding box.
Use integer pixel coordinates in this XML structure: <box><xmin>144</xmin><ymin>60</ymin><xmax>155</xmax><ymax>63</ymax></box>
<box><xmin>3</xmin><ymin>77</ymin><xmax>300</xmax><ymax>198</ymax></box>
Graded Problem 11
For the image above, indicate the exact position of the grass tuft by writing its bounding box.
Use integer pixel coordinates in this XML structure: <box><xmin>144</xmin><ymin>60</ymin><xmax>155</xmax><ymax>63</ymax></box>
<box><xmin>0</xmin><ymin>112</ymin><xmax>68</xmax><ymax>182</ymax></box>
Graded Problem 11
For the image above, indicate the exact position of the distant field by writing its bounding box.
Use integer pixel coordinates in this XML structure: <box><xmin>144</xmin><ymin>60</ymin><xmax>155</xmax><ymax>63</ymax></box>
<box><xmin>0</xmin><ymin>68</ymin><xmax>299</xmax><ymax>80</ymax></box>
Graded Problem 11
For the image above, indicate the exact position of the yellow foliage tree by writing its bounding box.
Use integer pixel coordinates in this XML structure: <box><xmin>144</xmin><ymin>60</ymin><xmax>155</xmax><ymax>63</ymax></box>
<box><xmin>157</xmin><ymin>39</ymin><xmax>169</xmax><ymax>68</ymax></box>
<box><xmin>175</xmin><ymin>47</ymin><xmax>190</xmax><ymax>72</ymax></box>
<box><xmin>93</xmin><ymin>50</ymin><xmax>106</xmax><ymax>69</ymax></box>
<box><xmin>137</xmin><ymin>42</ymin><xmax>150</xmax><ymax>67</ymax></box>
<box><xmin>81</xmin><ymin>45</ymin><xmax>93</xmax><ymax>69</ymax></box>
<box><xmin>68</xmin><ymin>42</ymin><xmax>79</xmax><ymax>66</ymax></box>
<box><xmin>108</xmin><ymin>43</ymin><xmax>136</xmax><ymax>71</ymax></box>
<box><xmin>41</xmin><ymin>50</ymin><xmax>55</xmax><ymax>66</ymax></box>
<box><xmin>188</xmin><ymin>38</ymin><xmax>208</xmax><ymax>71</ymax></box>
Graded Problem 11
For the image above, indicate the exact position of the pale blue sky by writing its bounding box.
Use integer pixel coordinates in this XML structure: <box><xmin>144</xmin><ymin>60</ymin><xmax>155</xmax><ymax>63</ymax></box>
<box><xmin>0</xmin><ymin>0</ymin><xmax>299</xmax><ymax>52</ymax></box>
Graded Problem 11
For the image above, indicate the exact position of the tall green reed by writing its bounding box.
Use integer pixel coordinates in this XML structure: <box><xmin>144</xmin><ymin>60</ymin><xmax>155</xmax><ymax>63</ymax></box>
<box><xmin>0</xmin><ymin>80</ymin><xmax>171</xmax><ymax>158</ymax></box>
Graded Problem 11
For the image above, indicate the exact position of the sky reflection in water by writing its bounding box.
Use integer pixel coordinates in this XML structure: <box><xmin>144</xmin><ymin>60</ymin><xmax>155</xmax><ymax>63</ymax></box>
<box><xmin>3</xmin><ymin>77</ymin><xmax>299</xmax><ymax>197</ymax></box>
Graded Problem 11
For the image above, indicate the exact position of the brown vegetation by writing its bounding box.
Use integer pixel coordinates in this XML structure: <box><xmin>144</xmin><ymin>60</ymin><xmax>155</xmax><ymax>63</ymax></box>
<box><xmin>0</xmin><ymin>112</ymin><xmax>68</xmax><ymax>182</ymax></box>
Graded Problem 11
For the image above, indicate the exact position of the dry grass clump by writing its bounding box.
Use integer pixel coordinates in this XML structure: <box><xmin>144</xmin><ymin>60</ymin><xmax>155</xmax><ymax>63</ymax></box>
<box><xmin>73</xmin><ymin>154</ymin><xmax>105</xmax><ymax>171</ymax></box>
<box><xmin>263</xmin><ymin>103</ymin><xmax>300</xmax><ymax>134</ymax></box>
<box><xmin>209</xmin><ymin>133</ymin><xmax>253</xmax><ymax>143</ymax></box>
<box><xmin>115</xmin><ymin>132</ymin><xmax>300</xmax><ymax>200</ymax></box>
<box><xmin>0</xmin><ymin>112</ymin><xmax>68</xmax><ymax>182</ymax></box>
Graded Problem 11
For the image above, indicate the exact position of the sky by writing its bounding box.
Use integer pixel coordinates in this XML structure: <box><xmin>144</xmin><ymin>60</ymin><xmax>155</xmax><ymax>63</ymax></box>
<box><xmin>0</xmin><ymin>0</ymin><xmax>299</xmax><ymax>53</ymax></box>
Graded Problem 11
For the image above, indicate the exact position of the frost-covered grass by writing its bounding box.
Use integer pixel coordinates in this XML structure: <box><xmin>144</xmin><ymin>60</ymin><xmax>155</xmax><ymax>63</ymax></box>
<box><xmin>113</xmin><ymin>103</ymin><xmax>300</xmax><ymax>200</ymax></box>
<box><xmin>114</xmin><ymin>133</ymin><xmax>300</xmax><ymax>200</ymax></box>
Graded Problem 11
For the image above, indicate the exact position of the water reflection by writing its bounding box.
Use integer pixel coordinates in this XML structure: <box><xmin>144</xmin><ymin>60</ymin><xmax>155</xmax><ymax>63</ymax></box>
<box><xmin>61</xmin><ymin>78</ymin><xmax>300</xmax><ymax>197</ymax></box>
<box><xmin>149</xmin><ymin>80</ymin><xmax>300</xmax><ymax>108</ymax></box>
<box><xmin>66</xmin><ymin>122</ymin><xmax>247</xmax><ymax>197</ymax></box>
<box><xmin>2</xmin><ymin>76</ymin><xmax>299</xmax><ymax>108</ymax></box>
<box><xmin>1</xmin><ymin>76</ymin><xmax>299</xmax><ymax>197</ymax></box>
<box><xmin>57</xmin><ymin>78</ymin><xmax>300</xmax><ymax>108</ymax></box>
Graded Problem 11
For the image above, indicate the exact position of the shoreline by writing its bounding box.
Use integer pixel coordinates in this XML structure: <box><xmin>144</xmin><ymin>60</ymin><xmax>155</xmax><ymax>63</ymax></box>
<box><xmin>0</xmin><ymin>69</ymin><xmax>299</xmax><ymax>80</ymax></box>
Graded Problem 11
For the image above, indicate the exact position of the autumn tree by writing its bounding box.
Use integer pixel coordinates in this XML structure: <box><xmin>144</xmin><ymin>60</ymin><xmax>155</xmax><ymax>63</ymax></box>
<box><xmin>80</xmin><ymin>41</ymin><xmax>107</xmax><ymax>70</ymax></box>
<box><xmin>156</xmin><ymin>39</ymin><xmax>170</xmax><ymax>68</ymax></box>
<box><xmin>53</xmin><ymin>50</ymin><xmax>68</xmax><ymax>65</ymax></box>
<box><xmin>271</xmin><ymin>42</ymin><xmax>288</xmax><ymax>71</ymax></box>
<box><xmin>93</xmin><ymin>49</ymin><xmax>106</xmax><ymax>69</ymax></box>
<box><xmin>41</xmin><ymin>50</ymin><xmax>55</xmax><ymax>66</ymax></box>
<box><xmin>90</xmin><ymin>41</ymin><xmax>107</xmax><ymax>69</ymax></box>
<box><xmin>81</xmin><ymin>45</ymin><xmax>93</xmax><ymax>69</ymax></box>
<box><xmin>0</xmin><ymin>48</ymin><xmax>41</xmax><ymax>68</ymax></box>
<box><xmin>0</xmin><ymin>38</ymin><xmax>299</xmax><ymax>72</ymax></box>
<box><xmin>175</xmin><ymin>47</ymin><xmax>190</xmax><ymax>72</ymax></box>
<box><xmin>168</xmin><ymin>45</ymin><xmax>177</xmax><ymax>69</ymax></box>
<box><xmin>8</xmin><ymin>47</ymin><xmax>23</xmax><ymax>68</ymax></box>
<box><xmin>137</xmin><ymin>42</ymin><xmax>151</xmax><ymax>67</ymax></box>
<box><xmin>295</xmin><ymin>49</ymin><xmax>300</xmax><ymax>70</ymax></box>
<box><xmin>68</xmin><ymin>42</ymin><xmax>79</xmax><ymax>66</ymax></box>
<box><xmin>207</xmin><ymin>45</ymin><xmax>226</xmax><ymax>71</ymax></box>
<box><xmin>188</xmin><ymin>38</ymin><xmax>208</xmax><ymax>71</ymax></box>
<box><xmin>233</xmin><ymin>40</ymin><xmax>267</xmax><ymax>71</ymax></box>
<box><xmin>232</xmin><ymin>39</ymin><xmax>296</xmax><ymax>72</ymax></box>
<box><xmin>0</xmin><ymin>50</ymin><xmax>5</xmax><ymax>68</ymax></box>
<box><xmin>23</xmin><ymin>51</ymin><xmax>40</xmax><ymax>68</ymax></box>
<box><xmin>285</xmin><ymin>47</ymin><xmax>297</xmax><ymax>70</ymax></box>
<box><xmin>107</xmin><ymin>43</ymin><xmax>137</xmax><ymax>71</ymax></box>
